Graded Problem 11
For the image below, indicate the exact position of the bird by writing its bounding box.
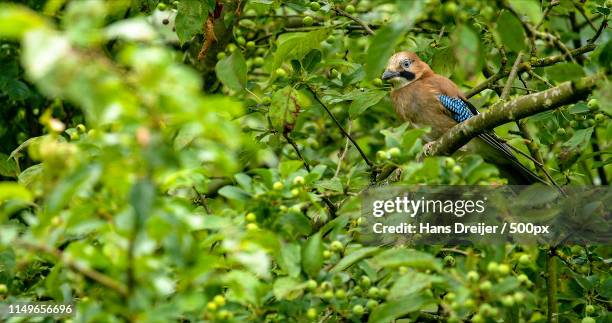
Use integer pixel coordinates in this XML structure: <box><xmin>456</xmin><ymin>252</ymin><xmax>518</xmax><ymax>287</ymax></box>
<box><xmin>381</xmin><ymin>51</ymin><xmax>543</xmax><ymax>184</ymax></box>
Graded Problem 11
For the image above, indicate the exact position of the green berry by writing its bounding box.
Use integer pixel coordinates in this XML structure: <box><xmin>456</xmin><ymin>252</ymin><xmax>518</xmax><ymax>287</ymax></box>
<box><xmin>585</xmin><ymin>305</ymin><xmax>595</xmax><ymax>314</ymax></box>
<box><xmin>556</xmin><ymin>128</ymin><xmax>566</xmax><ymax>136</ymax></box>
<box><xmin>246</xmin><ymin>223</ymin><xmax>258</xmax><ymax>231</ymax></box>
<box><xmin>236</xmin><ymin>36</ymin><xmax>246</xmax><ymax>46</ymax></box>
<box><xmin>306</xmin><ymin>308</ymin><xmax>317</xmax><ymax>319</ymax></box>
<box><xmin>157</xmin><ymin>2</ymin><xmax>167</xmax><ymax>11</ymax></box>
<box><xmin>360</xmin><ymin>276</ymin><xmax>371</xmax><ymax>287</ymax></box>
<box><xmin>291</xmin><ymin>188</ymin><xmax>300</xmax><ymax>197</ymax></box>
<box><xmin>309</xmin><ymin>1</ymin><xmax>321</xmax><ymax>11</ymax></box>
<box><xmin>323</xmin><ymin>290</ymin><xmax>334</xmax><ymax>300</ymax></box>
<box><xmin>335</xmin><ymin>289</ymin><xmax>346</xmax><ymax>298</ymax></box>
<box><xmin>518</xmin><ymin>254</ymin><xmax>530</xmax><ymax>265</ymax></box>
<box><xmin>246</xmin><ymin>41</ymin><xmax>255</xmax><ymax>49</ymax></box>
<box><xmin>366</xmin><ymin>299</ymin><xmax>378</xmax><ymax>309</ymax></box>
<box><xmin>445</xmin><ymin>292</ymin><xmax>456</xmax><ymax>301</ymax></box>
<box><xmin>367</xmin><ymin>287</ymin><xmax>379</xmax><ymax>298</ymax></box>
<box><xmin>303</xmin><ymin>16</ymin><xmax>314</xmax><ymax>26</ymax></box>
<box><xmin>581</xmin><ymin>317</ymin><xmax>595</xmax><ymax>323</ymax></box>
<box><xmin>376</xmin><ymin>150</ymin><xmax>388</xmax><ymax>160</ymax></box>
<box><xmin>273</xmin><ymin>181</ymin><xmax>284</xmax><ymax>190</ymax></box>
<box><xmin>444</xmin><ymin>255</ymin><xmax>455</xmax><ymax>267</ymax></box>
<box><xmin>345</xmin><ymin>4</ymin><xmax>356</xmax><ymax>13</ymax></box>
<box><xmin>246</xmin><ymin>212</ymin><xmax>256</xmax><ymax>222</ymax></box>
<box><xmin>373</xmin><ymin>78</ymin><xmax>383</xmax><ymax>87</ymax></box>
<box><xmin>444</xmin><ymin>157</ymin><xmax>456</xmax><ymax>168</ymax></box>
<box><xmin>253</xmin><ymin>57</ymin><xmax>265</xmax><ymax>67</ymax></box>
<box><xmin>275</xmin><ymin>68</ymin><xmax>287</xmax><ymax>78</ymax></box>
<box><xmin>472</xmin><ymin>314</ymin><xmax>484</xmax><ymax>323</ymax></box>
<box><xmin>217</xmin><ymin>52</ymin><xmax>227</xmax><ymax>60</ymax></box>
<box><xmin>217</xmin><ymin>309</ymin><xmax>231</xmax><ymax>319</ymax></box>
<box><xmin>517</xmin><ymin>274</ymin><xmax>529</xmax><ymax>284</ymax></box>
<box><xmin>479</xmin><ymin>280</ymin><xmax>492</xmax><ymax>291</ymax></box>
<box><xmin>595</xmin><ymin>113</ymin><xmax>605</xmax><ymax>123</ymax></box>
<box><xmin>587</xmin><ymin>99</ymin><xmax>599</xmax><ymax>110</ymax></box>
<box><xmin>0</xmin><ymin>284</ymin><xmax>6</xmax><ymax>293</ymax></box>
<box><xmin>352</xmin><ymin>305</ymin><xmax>365</xmax><ymax>316</ymax></box>
<box><xmin>293</xmin><ymin>176</ymin><xmax>305</xmax><ymax>185</ymax></box>
<box><xmin>487</xmin><ymin>262</ymin><xmax>499</xmax><ymax>274</ymax></box>
<box><xmin>388</xmin><ymin>147</ymin><xmax>401</xmax><ymax>157</ymax></box>
<box><xmin>262</xmin><ymin>96</ymin><xmax>271</xmax><ymax>105</ymax></box>
<box><xmin>330</xmin><ymin>240</ymin><xmax>343</xmax><ymax>251</ymax></box>
<box><xmin>323</xmin><ymin>250</ymin><xmax>332</xmax><ymax>259</ymax></box>
<box><xmin>513</xmin><ymin>291</ymin><xmax>525</xmax><ymax>303</ymax></box>
<box><xmin>501</xmin><ymin>295</ymin><xmax>515</xmax><ymax>307</ymax></box>
<box><xmin>207</xmin><ymin>301</ymin><xmax>218</xmax><ymax>311</ymax></box>
<box><xmin>444</xmin><ymin>2</ymin><xmax>458</xmax><ymax>16</ymax></box>
<box><xmin>452</xmin><ymin>165</ymin><xmax>462</xmax><ymax>175</ymax></box>
<box><xmin>213</xmin><ymin>295</ymin><xmax>226</xmax><ymax>306</ymax></box>
<box><xmin>467</xmin><ymin>271</ymin><xmax>480</xmax><ymax>282</ymax></box>
<box><xmin>306</xmin><ymin>279</ymin><xmax>317</xmax><ymax>290</ymax></box>
<box><xmin>76</xmin><ymin>124</ymin><xmax>86</xmax><ymax>133</ymax></box>
<box><xmin>570</xmin><ymin>120</ymin><xmax>578</xmax><ymax>128</ymax></box>
<box><xmin>498</xmin><ymin>264</ymin><xmax>511</xmax><ymax>276</ymax></box>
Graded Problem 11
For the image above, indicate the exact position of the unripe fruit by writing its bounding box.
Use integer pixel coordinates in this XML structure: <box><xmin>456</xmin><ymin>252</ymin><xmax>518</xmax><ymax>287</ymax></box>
<box><xmin>452</xmin><ymin>165</ymin><xmax>462</xmax><ymax>175</ymax></box>
<box><xmin>498</xmin><ymin>264</ymin><xmax>511</xmax><ymax>276</ymax></box>
<box><xmin>373</xmin><ymin>78</ymin><xmax>383</xmax><ymax>87</ymax></box>
<box><xmin>388</xmin><ymin>147</ymin><xmax>401</xmax><ymax>157</ymax></box>
<box><xmin>444</xmin><ymin>157</ymin><xmax>456</xmax><ymax>168</ymax></box>
<box><xmin>262</xmin><ymin>96</ymin><xmax>271</xmax><ymax>105</ymax></box>
<box><xmin>367</xmin><ymin>299</ymin><xmax>378</xmax><ymax>309</ymax></box>
<box><xmin>306</xmin><ymin>279</ymin><xmax>317</xmax><ymax>290</ymax></box>
<box><xmin>207</xmin><ymin>301</ymin><xmax>218</xmax><ymax>311</ymax></box>
<box><xmin>217</xmin><ymin>52</ymin><xmax>227</xmax><ymax>60</ymax></box>
<box><xmin>213</xmin><ymin>295</ymin><xmax>226</xmax><ymax>306</ymax></box>
<box><xmin>360</xmin><ymin>276</ymin><xmax>371</xmax><ymax>287</ymax></box>
<box><xmin>587</xmin><ymin>99</ymin><xmax>599</xmax><ymax>110</ymax></box>
<box><xmin>517</xmin><ymin>274</ymin><xmax>529</xmax><ymax>284</ymax></box>
<box><xmin>376</xmin><ymin>150</ymin><xmax>388</xmax><ymax>160</ymax></box>
<box><xmin>585</xmin><ymin>305</ymin><xmax>595</xmax><ymax>314</ymax></box>
<box><xmin>303</xmin><ymin>16</ymin><xmax>314</xmax><ymax>26</ymax></box>
<box><xmin>367</xmin><ymin>287</ymin><xmax>379</xmax><ymax>298</ymax></box>
<box><xmin>253</xmin><ymin>57</ymin><xmax>265</xmax><ymax>67</ymax></box>
<box><xmin>293</xmin><ymin>176</ymin><xmax>305</xmax><ymax>185</ymax></box>
<box><xmin>76</xmin><ymin>124</ymin><xmax>86</xmax><ymax>133</ymax></box>
<box><xmin>246</xmin><ymin>212</ymin><xmax>256</xmax><ymax>222</ymax></box>
<box><xmin>330</xmin><ymin>240</ymin><xmax>343</xmax><ymax>251</ymax></box>
<box><xmin>217</xmin><ymin>310</ymin><xmax>231</xmax><ymax>319</ymax></box>
<box><xmin>309</xmin><ymin>1</ymin><xmax>321</xmax><ymax>11</ymax></box>
<box><xmin>487</xmin><ymin>262</ymin><xmax>499</xmax><ymax>273</ymax></box>
<box><xmin>345</xmin><ymin>4</ymin><xmax>356</xmax><ymax>13</ymax></box>
<box><xmin>157</xmin><ymin>2</ymin><xmax>167</xmax><ymax>10</ymax></box>
<box><xmin>570</xmin><ymin>120</ymin><xmax>578</xmax><ymax>128</ymax></box>
<box><xmin>236</xmin><ymin>36</ymin><xmax>246</xmax><ymax>46</ymax></box>
<box><xmin>444</xmin><ymin>2</ymin><xmax>458</xmax><ymax>16</ymax></box>
<box><xmin>306</xmin><ymin>308</ymin><xmax>317</xmax><ymax>319</ymax></box>
<box><xmin>595</xmin><ymin>113</ymin><xmax>605</xmax><ymax>123</ymax></box>
<box><xmin>518</xmin><ymin>254</ymin><xmax>530</xmax><ymax>265</ymax></box>
<box><xmin>335</xmin><ymin>289</ymin><xmax>346</xmax><ymax>298</ymax></box>
<box><xmin>0</xmin><ymin>284</ymin><xmax>7</xmax><ymax>293</ymax></box>
<box><xmin>246</xmin><ymin>41</ymin><xmax>255</xmax><ymax>49</ymax></box>
<box><xmin>330</xmin><ymin>68</ymin><xmax>340</xmax><ymax>78</ymax></box>
<box><xmin>291</xmin><ymin>188</ymin><xmax>300</xmax><ymax>197</ymax></box>
<box><xmin>472</xmin><ymin>314</ymin><xmax>484</xmax><ymax>323</ymax></box>
<box><xmin>513</xmin><ymin>291</ymin><xmax>525</xmax><ymax>303</ymax></box>
<box><xmin>467</xmin><ymin>271</ymin><xmax>480</xmax><ymax>282</ymax></box>
<box><xmin>320</xmin><ymin>281</ymin><xmax>332</xmax><ymax>290</ymax></box>
<box><xmin>399</xmin><ymin>266</ymin><xmax>408</xmax><ymax>274</ymax></box>
<box><xmin>501</xmin><ymin>295</ymin><xmax>515</xmax><ymax>307</ymax></box>
<box><xmin>273</xmin><ymin>181</ymin><xmax>284</xmax><ymax>190</ymax></box>
<box><xmin>581</xmin><ymin>317</ymin><xmax>595</xmax><ymax>323</ymax></box>
<box><xmin>227</xmin><ymin>43</ymin><xmax>237</xmax><ymax>52</ymax></box>
<box><xmin>275</xmin><ymin>68</ymin><xmax>287</xmax><ymax>78</ymax></box>
<box><xmin>323</xmin><ymin>290</ymin><xmax>334</xmax><ymax>300</ymax></box>
<box><xmin>246</xmin><ymin>223</ymin><xmax>259</xmax><ymax>231</ymax></box>
<box><xmin>279</xmin><ymin>205</ymin><xmax>288</xmax><ymax>212</ymax></box>
<box><xmin>380</xmin><ymin>288</ymin><xmax>389</xmax><ymax>297</ymax></box>
<box><xmin>445</xmin><ymin>292</ymin><xmax>456</xmax><ymax>301</ymax></box>
<box><xmin>556</xmin><ymin>128</ymin><xmax>566</xmax><ymax>136</ymax></box>
<box><xmin>352</xmin><ymin>304</ymin><xmax>364</xmax><ymax>316</ymax></box>
<box><xmin>323</xmin><ymin>250</ymin><xmax>332</xmax><ymax>259</ymax></box>
<box><xmin>444</xmin><ymin>255</ymin><xmax>455</xmax><ymax>267</ymax></box>
<box><xmin>478</xmin><ymin>280</ymin><xmax>493</xmax><ymax>291</ymax></box>
<box><xmin>464</xmin><ymin>298</ymin><xmax>475</xmax><ymax>309</ymax></box>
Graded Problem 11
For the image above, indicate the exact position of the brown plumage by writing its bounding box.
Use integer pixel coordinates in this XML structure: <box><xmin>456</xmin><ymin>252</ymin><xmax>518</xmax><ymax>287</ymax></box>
<box><xmin>382</xmin><ymin>51</ymin><xmax>544</xmax><ymax>184</ymax></box>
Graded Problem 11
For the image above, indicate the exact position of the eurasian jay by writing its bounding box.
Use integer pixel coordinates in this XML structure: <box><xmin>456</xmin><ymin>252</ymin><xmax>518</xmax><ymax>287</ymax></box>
<box><xmin>381</xmin><ymin>51</ymin><xmax>542</xmax><ymax>184</ymax></box>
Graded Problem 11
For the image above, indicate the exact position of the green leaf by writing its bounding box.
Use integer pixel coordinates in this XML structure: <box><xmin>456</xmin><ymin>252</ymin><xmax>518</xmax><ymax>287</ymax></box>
<box><xmin>453</xmin><ymin>25</ymin><xmax>481</xmax><ymax>73</ymax></box>
<box><xmin>348</xmin><ymin>90</ymin><xmax>387</xmax><ymax>118</ymax></box>
<box><xmin>330</xmin><ymin>247</ymin><xmax>380</xmax><ymax>273</ymax></box>
<box><xmin>270</xmin><ymin>86</ymin><xmax>311</xmax><ymax>134</ymax></box>
<box><xmin>273</xmin><ymin>277</ymin><xmax>304</xmax><ymax>300</ymax></box>
<box><xmin>0</xmin><ymin>4</ymin><xmax>48</xmax><ymax>39</ymax></box>
<box><xmin>301</xmin><ymin>231</ymin><xmax>323</xmax><ymax>277</ymax></box>
<box><xmin>277</xmin><ymin>243</ymin><xmax>301</xmax><ymax>277</ymax></box>
<box><xmin>174</xmin><ymin>0</ymin><xmax>209</xmax><ymax>44</ymax></box>
<box><xmin>0</xmin><ymin>153</ymin><xmax>17</xmax><ymax>178</ymax></box>
<box><xmin>597</xmin><ymin>40</ymin><xmax>612</xmax><ymax>68</ymax></box>
<box><xmin>368</xmin><ymin>294</ymin><xmax>432</xmax><ymax>323</ymax></box>
<box><xmin>47</xmin><ymin>164</ymin><xmax>102</xmax><ymax>214</ymax></box>
<box><xmin>388</xmin><ymin>271</ymin><xmax>445</xmax><ymax>300</ymax></box>
<box><xmin>315</xmin><ymin>178</ymin><xmax>343</xmax><ymax>193</ymax></box>
<box><xmin>508</xmin><ymin>0</ymin><xmax>542</xmax><ymax>24</ymax></box>
<box><xmin>302</xmin><ymin>49</ymin><xmax>322</xmax><ymax>72</ymax></box>
<box><xmin>0</xmin><ymin>182</ymin><xmax>32</xmax><ymax>203</ymax></box>
<box><xmin>215</xmin><ymin>51</ymin><xmax>247</xmax><ymax>92</ymax></box>
<box><xmin>563</xmin><ymin>127</ymin><xmax>593</xmax><ymax>150</ymax></box>
<box><xmin>279</xmin><ymin>160</ymin><xmax>304</xmax><ymax>178</ymax></box>
<box><xmin>273</xmin><ymin>29</ymin><xmax>330</xmax><ymax>69</ymax></box>
<box><xmin>223</xmin><ymin>270</ymin><xmax>264</xmax><ymax>306</ymax></box>
<box><xmin>545</xmin><ymin>63</ymin><xmax>585</xmax><ymax>83</ymax></box>
<box><xmin>218</xmin><ymin>185</ymin><xmax>251</xmax><ymax>201</ymax></box>
<box><xmin>365</xmin><ymin>23</ymin><xmax>405</xmax><ymax>79</ymax></box>
<box><xmin>371</xmin><ymin>248</ymin><xmax>442</xmax><ymax>271</ymax></box>
<box><xmin>496</xmin><ymin>11</ymin><xmax>526</xmax><ymax>52</ymax></box>
<box><xmin>431</xmin><ymin>47</ymin><xmax>457</xmax><ymax>77</ymax></box>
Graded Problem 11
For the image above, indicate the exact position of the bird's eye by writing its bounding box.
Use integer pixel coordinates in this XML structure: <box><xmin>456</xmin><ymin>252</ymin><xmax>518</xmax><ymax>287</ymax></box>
<box><xmin>401</xmin><ymin>60</ymin><xmax>411</xmax><ymax>68</ymax></box>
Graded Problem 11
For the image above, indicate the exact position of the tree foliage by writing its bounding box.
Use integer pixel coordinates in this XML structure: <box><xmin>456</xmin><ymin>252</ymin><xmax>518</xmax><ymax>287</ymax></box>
<box><xmin>0</xmin><ymin>0</ymin><xmax>610</xmax><ymax>322</ymax></box>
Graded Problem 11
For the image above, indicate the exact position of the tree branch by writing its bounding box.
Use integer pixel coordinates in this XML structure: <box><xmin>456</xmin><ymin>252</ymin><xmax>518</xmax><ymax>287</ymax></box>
<box><xmin>465</xmin><ymin>44</ymin><xmax>597</xmax><ymax>98</ymax></box>
<box><xmin>333</xmin><ymin>7</ymin><xmax>374</xmax><ymax>35</ymax></box>
<box><xmin>426</xmin><ymin>74</ymin><xmax>604</xmax><ymax>156</ymax></box>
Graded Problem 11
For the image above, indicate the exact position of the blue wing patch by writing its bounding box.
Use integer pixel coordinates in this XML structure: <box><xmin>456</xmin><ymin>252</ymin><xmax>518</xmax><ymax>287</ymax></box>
<box><xmin>437</xmin><ymin>95</ymin><xmax>473</xmax><ymax>122</ymax></box>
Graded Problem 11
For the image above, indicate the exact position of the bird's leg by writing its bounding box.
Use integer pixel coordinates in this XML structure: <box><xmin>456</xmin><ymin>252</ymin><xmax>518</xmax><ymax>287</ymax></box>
<box><xmin>418</xmin><ymin>142</ymin><xmax>436</xmax><ymax>161</ymax></box>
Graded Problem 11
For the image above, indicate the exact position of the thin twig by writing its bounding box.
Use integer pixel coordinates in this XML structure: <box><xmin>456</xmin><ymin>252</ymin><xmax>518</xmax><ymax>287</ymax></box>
<box><xmin>535</xmin><ymin>0</ymin><xmax>560</xmax><ymax>29</ymax></box>
<box><xmin>526</xmin><ymin>68</ymin><xmax>554</xmax><ymax>88</ymax></box>
<box><xmin>335</xmin><ymin>122</ymin><xmax>352</xmax><ymax>177</ymax></box>
<box><xmin>308</xmin><ymin>87</ymin><xmax>373</xmax><ymax>168</ymax></box>
<box><xmin>14</xmin><ymin>238</ymin><xmax>128</xmax><ymax>296</ymax></box>
<box><xmin>283</xmin><ymin>133</ymin><xmax>311</xmax><ymax>172</ymax></box>
<box><xmin>333</xmin><ymin>7</ymin><xmax>374</xmax><ymax>35</ymax></box>
<box><xmin>501</xmin><ymin>52</ymin><xmax>524</xmax><ymax>100</ymax></box>
<box><xmin>588</xmin><ymin>19</ymin><xmax>608</xmax><ymax>44</ymax></box>
<box><xmin>573</xmin><ymin>1</ymin><xmax>598</xmax><ymax>31</ymax></box>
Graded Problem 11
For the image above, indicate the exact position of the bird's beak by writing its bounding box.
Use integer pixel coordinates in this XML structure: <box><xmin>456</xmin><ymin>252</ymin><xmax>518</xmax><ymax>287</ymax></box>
<box><xmin>381</xmin><ymin>70</ymin><xmax>399</xmax><ymax>81</ymax></box>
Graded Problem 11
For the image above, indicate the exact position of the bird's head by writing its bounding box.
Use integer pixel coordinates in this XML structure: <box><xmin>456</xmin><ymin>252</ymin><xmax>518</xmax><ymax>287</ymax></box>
<box><xmin>381</xmin><ymin>51</ymin><xmax>432</xmax><ymax>89</ymax></box>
